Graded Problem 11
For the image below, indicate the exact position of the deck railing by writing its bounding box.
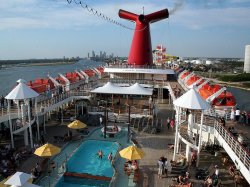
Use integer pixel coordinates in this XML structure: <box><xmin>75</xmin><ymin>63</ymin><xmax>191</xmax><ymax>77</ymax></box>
<box><xmin>214</xmin><ymin>122</ymin><xmax>250</xmax><ymax>170</ymax></box>
<box><xmin>105</xmin><ymin>63</ymin><xmax>168</xmax><ymax>70</ymax></box>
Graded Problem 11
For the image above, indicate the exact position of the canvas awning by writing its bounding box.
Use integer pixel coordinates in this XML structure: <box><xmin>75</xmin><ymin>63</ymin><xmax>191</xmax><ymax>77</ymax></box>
<box><xmin>173</xmin><ymin>87</ymin><xmax>210</xmax><ymax>110</ymax></box>
<box><xmin>4</xmin><ymin>172</ymin><xmax>31</xmax><ymax>186</ymax></box>
<box><xmin>91</xmin><ymin>82</ymin><xmax>153</xmax><ymax>96</ymax></box>
<box><xmin>5</xmin><ymin>81</ymin><xmax>39</xmax><ymax>100</ymax></box>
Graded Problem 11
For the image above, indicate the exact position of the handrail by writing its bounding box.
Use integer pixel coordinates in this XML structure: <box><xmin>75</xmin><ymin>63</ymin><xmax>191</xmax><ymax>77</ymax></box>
<box><xmin>214</xmin><ymin>122</ymin><xmax>250</xmax><ymax>170</ymax></box>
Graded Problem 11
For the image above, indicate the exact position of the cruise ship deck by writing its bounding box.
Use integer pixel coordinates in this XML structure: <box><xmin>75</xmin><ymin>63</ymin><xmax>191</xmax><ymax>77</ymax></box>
<box><xmin>0</xmin><ymin>66</ymin><xmax>249</xmax><ymax>187</ymax></box>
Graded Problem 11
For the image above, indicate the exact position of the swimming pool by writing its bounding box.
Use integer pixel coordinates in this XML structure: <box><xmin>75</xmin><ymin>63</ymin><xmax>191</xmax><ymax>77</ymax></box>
<box><xmin>67</xmin><ymin>140</ymin><xmax>119</xmax><ymax>177</ymax></box>
<box><xmin>54</xmin><ymin>139</ymin><xmax>119</xmax><ymax>187</ymax></box>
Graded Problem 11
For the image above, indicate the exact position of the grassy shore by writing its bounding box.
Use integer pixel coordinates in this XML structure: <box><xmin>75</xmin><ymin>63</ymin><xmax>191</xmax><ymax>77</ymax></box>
<box><xmin>15</xmin><ymin>61</ymin><xmax>77</xmax><ymax>67</ymax></box>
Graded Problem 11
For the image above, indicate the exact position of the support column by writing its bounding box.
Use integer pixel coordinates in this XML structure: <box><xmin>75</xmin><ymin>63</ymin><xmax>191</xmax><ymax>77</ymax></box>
<box><xmin>43</xmin><ymin>113</ymin><xmax>46</xmax><ymax>134</ymax></box>
<box><xmin>8</xmin><ymin>115</ymin><xmax>14</xmax><ymax>148</ymax></box>
<box><xmin>37</xmin><ymin>115</ymin><xmax>40</xmax><ymax>141</ymax></box>
<box><xmin>196</xmin><ymin>111</ymin><xmax>204</xmax><ymax>167</ymax></box>
<box><xmin>188</xmin><ymin>112</ymin><xmax>193</xmax><ymax>138</ymax></box>
<box><xmin>173</xmin><ymin>106</ymin><xmax>180</xmax><ymax>161</ymax></box>
<box><xmin>61</xmin><ymin>107</ymin><xmax>64</xmax><ymax>125</ymax></box>
<box><xmin>186</xmin><ymin>145</ymin><xmax>191</xmax><ymax>162</ymax></box>
<box><xmin>17</xmin><ymin>100</ymin><xmax>20</xmax><ymax>119</ymax></box>
<box><xmin>176</xmin><ymin>136</ymin><xmax>180</xmax><ymax>153</ymax></box>
<box><xmin>28</xmin><ymin>100</ymin><xmax>34</xmax><ymax>148</ymax></box>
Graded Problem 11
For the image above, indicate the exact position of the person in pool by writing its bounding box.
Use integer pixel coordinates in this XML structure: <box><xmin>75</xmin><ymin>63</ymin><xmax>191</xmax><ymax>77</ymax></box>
<box><xmin>108</xmin><ymin>152</ymin><xmax>113</xmax><ymax>162</ymax></box>
<box><xmin>97</xmin><ymin>150</ymin><xmax>103</xmax><ymax>159</ymax></box>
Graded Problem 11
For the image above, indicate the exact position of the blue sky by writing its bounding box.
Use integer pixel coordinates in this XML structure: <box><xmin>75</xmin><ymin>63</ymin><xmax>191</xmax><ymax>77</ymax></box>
<box><xmin>0</xmin><ymin>0</ymin><xmax>250</xmax><ymax>60</ymax></box>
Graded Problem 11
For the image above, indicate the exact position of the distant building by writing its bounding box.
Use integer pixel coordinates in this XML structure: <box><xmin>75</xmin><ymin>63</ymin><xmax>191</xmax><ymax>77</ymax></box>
<box><xmin>244</xmin><ymin>45</ymin><xmax>250</xmax><ymax>73</ymax></box>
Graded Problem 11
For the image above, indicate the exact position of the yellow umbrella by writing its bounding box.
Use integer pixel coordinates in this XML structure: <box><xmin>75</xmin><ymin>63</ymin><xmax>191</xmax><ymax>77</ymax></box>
<box><xmin>67</xmin><ymin>120</ymin><xmax>87</xmax><ymax>129</ymax></box>
<box><xmin>34</xmin><ymin>143</ymin><xmax>61</xmax><ymax>157</ymax></box>
<box><xmin>119</xmin><ymin>146</ymin><xmax>145</xmax><ymax>160</ymax></box>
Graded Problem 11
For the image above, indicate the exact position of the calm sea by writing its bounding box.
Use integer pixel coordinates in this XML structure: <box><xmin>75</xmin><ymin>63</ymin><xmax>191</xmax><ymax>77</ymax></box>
<box><xmin>0</xmin><ymin>59</ymin><xmax>104</xmax><ymax>96</ymax></box>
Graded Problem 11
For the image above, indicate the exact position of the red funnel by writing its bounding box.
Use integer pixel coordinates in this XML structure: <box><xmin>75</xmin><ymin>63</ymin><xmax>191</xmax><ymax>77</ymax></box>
<box><xmin>119</xmin><ymin>9</ymin><xmax>169</xmax><ymax>66</ymax></box>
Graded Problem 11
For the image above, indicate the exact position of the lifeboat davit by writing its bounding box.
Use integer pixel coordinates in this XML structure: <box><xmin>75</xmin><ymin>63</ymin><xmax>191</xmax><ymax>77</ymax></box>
<box><xmin>27</xmin><ymin>78</ymin><xmax>55</xmax><ymax>93</ymax></box>
<box><xmin>96</xmin><ymin>67</ymin><xmax>104</xmax><ymax>74</ymax></box>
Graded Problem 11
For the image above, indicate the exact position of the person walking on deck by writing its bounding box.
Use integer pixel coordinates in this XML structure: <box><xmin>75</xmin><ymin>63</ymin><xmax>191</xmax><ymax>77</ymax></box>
<box><xmin>157</xmin><ymin>158</ymin><xmax>164</xmax><ymax>179</ymax></box>
<box><xmin>170</xmin><ymin>119</ymin><xmax>175</xmax><ymax>131</ymax></box>
<box><xmin>235</xmin><ymin>108</ymin><xmax>240</xmax><ymax>122</ymax></box>
<box><xmin>166</xmin><ymin>117</ymin><xmax>170</xmax><ymax>130</ymax></box>
<box><xmin>230</xmin><ymin>107</ymin><xmax>235</xmax><ymax>121</ymax></box>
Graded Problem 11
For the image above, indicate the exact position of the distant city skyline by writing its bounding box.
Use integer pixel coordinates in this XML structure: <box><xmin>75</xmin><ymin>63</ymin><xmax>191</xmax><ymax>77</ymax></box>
<box><xmin>0</xmin><ymin>0</ymin><xmax>250</xmax><ymax>60</ymax></box>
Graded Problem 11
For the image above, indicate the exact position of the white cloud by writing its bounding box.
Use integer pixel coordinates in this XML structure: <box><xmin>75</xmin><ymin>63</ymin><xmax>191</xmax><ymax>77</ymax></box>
<box><xmin>0</xmin><ymin>1</ymin><xmax>249</xmax><ymax>30</ymax></box>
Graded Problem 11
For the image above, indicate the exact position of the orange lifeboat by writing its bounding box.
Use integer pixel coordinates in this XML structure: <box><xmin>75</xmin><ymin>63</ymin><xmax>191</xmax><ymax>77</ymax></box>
<box><xmin>180</xmin><ymin>71</ymin><xmax>190</xmax><ymax>80</ymax></box>
<box><xmin>199</xmin><ymin>83</ymin><xmax>221</xmax><ymax>99</ymax></box>
<box><xmin>84</xmin><ymin>69</ymin><xmax>96</xmax><ymax>77</ymax></box>
<box><xmin>65</xmin><ymin>72</ymin><xmax>81</xmax><ymax>83</ymax></box>
<box><xmin>198</xmin><ymin>83</ymin><xmax>236</xmax><ymax>108</ymax></box>
<box><xmin>27</xmin><ymin>78</ymin><xmax>55</xmax><ymax>93</ymax></box>
<box><xmin>212</xmin><ymin>92</ymin><xmax>236</xmax><ymax>107</ymax></box>
<box><xmin>186</xmin><ymin>75</ymin><xmax>201</xmax><ymax>87</ymax></box>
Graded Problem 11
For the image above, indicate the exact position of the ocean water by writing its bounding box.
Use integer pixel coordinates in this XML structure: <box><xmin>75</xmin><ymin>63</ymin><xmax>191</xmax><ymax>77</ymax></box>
<box><xmin>0</xmin><ymin>59</ymin><xmax>104</xmax><ymax>96</ymax></box>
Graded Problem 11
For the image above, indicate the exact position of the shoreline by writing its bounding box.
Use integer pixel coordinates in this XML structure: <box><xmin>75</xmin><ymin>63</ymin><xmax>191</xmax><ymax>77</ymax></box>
<box><xmin>14</xmin><ymin>61</ymin><xmax>77</xmax><ymax>67</ymax></box>
<box><xmin>210</xmin><ymin>78</ymin><xmax>250</xmax><ymax>91</ymax></box>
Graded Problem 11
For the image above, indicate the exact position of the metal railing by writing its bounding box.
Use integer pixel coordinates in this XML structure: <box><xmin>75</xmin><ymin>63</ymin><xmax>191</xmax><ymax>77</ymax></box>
<box><xmin>0</xmin><ymin>90</ymin><xmax>91</xmax><ymax>118</ymax></box>
<box><xmin>214</xmin><ymin>122</ymin><xmax>250</xmax><ymax>170</ymax></box>
<box><xmin>106</xmin><ymin>63</ymin><xmax>168</xmax><ymax>70</ymax></box>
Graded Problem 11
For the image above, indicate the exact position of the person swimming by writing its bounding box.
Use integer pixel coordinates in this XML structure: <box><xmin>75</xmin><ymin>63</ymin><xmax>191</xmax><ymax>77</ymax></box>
<box><xmin>97</xmin><ymin>150</ymin><xmax>103</xmax><ymax>159</ymax></box>
<box><xmin>108</xmin><ymin>152</ymin><xmax>113</xmax><ymax>162</ymax></box>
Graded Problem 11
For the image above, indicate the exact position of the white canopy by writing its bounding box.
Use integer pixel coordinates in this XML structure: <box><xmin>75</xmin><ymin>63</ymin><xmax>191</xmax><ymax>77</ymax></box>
<box><xmin>4</xmin><ymin>172</ymin><xmax>31</xmax><ymax>186</ymax></box>
<box><xmin>91</xmin><ymin>82</ymin><xmax>153</xmax><ymax>96</ymax></box>
<box><xmin>173</xmin><ymin>87</ymin><xmax>210</xmax><ymax>110</ymax></box>
<box><xmin>5</xmin><ymin>82</ymin><xmax>39</xmax><ymax>100</ymax></box>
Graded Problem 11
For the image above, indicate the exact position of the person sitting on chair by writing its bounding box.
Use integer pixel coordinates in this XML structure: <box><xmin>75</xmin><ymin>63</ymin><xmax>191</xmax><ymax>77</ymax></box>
<box><xmin>113</xmin><ymin>124</ymin><xmax>118</xmax><ymax>132</ymax></box>
<box><xmin>204</xmin><ymin>176</ymin><xmax>213</xmax><ymax>187</ymax></box>
<box><xmin>229</xmin><ymin>165</ymin><xmax>236</xmax><ymax>176</ymax></box>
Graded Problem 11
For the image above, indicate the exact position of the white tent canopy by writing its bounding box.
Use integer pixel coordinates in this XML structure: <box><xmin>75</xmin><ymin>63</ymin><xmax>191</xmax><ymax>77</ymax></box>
<box><xmin>4</xmin><ymin>172</ymin><xmax>31</xmax><ymax>186</ymax></box>
<box><xmin>5</xmin><ymin>81</ymin><xmax>39</xmax><ymax>100</ymax></box>
<box><xmin>173</xmin><ymin>87</ymin><xmax>210</xmax><ymax>110</ymax></box>
<box><xmin>91</xmin><ymin>82</ymin><xmax>153</xmax><ymax>96</ymax></box>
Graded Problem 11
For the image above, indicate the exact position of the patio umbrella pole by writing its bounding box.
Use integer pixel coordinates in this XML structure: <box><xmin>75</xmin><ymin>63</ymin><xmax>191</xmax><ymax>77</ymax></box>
<box><xmin>104</xmin><ymin>101</ymin><xmax>107</xmax><ymax>139</ymax></box>
<box><xmin>127</xmin><ymin>104</ymin><xmax>131</xmax><ymax>143</ymax></box>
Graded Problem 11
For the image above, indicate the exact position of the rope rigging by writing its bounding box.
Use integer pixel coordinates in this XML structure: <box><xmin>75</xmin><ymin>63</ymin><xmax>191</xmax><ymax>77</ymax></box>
<box><xmin>66</xmin><ymin>0</ymin><xmax>148</xmax><ymax>31</ymax></box>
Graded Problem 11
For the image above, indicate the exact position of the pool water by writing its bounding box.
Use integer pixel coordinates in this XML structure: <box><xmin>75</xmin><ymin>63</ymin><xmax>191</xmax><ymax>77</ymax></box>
<box><xmin>55</xmin><ymin>176</ymin><xmax>110</xmax><ymax>187</ymax></box>
<box><xmin>66</xmin><ymin>140</ymin><xmax>119</xmax><ymax>177</ymax></box>
<box><xmin>51</xmin><ymin>127</ymin><xmax>131</xmax><ymax>187</ymax></box>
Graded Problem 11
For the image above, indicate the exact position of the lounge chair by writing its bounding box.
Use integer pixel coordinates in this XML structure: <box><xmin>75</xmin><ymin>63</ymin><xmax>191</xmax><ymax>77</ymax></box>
<box><xmin>133</xmin><ymin>169</ymin><xmax>140</xmax><ymax>183</ymax></box>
